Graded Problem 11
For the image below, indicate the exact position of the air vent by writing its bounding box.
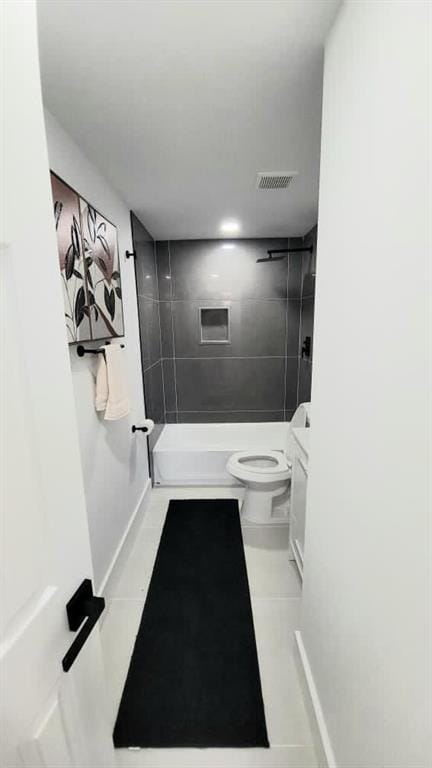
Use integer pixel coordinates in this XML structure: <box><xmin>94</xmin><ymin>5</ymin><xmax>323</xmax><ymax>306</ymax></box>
<box><xmin>256</xmin><ymin>172</ymin><xmax>298</xmax><ymax>190</ymax></box>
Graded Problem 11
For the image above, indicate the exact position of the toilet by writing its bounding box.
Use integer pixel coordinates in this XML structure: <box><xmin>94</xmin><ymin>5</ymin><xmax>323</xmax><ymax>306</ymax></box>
<box><xmin>226</xmin><ymin>451</ymin><xmax>291</xmax><ymax>523</ymax></box>
<box><xmin>226</xmin><ymin>403</ymin><xmax>311</xmax><ymax>524</ymax></box>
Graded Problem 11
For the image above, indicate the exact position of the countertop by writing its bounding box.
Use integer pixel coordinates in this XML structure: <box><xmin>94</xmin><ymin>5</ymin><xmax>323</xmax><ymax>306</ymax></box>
<box><xmin>292</xmin><ymin>427</ymin><xmax>310</xmax><ymax>457</ymax></box>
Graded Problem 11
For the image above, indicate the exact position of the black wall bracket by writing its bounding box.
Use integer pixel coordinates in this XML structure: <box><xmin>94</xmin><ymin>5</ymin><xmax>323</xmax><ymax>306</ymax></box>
<box><xmin>125</xmin><ymin>250</ymin><xmax>136</xmax><ymax>259</ymax></box>
<box><xmin>132</xmin><ymin>424</ymin><xmax>149</xmax><ymax>433</ymax></box>
<box><xmin>62</xmin><ymin>579</ymin><xmax>105</xmax><ymax>672</ymax></box>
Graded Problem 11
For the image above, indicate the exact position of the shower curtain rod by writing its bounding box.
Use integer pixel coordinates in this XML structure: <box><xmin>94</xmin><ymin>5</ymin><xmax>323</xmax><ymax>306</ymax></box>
<box><xmin>256</xmin><ymin>245</ymin><xmax>313</xmax><ymax>263</ymax></box>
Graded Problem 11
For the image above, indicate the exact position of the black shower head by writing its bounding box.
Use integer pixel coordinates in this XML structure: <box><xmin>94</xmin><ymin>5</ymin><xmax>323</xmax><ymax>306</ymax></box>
<box><xmin>256</xmin><ymin>245</ymin><xmax>313</xmax><ymax>264</ymax></box>
<box><xmin>256</xmin><ymin>254</ymin><xmax>287</xmax><ymax>263</ymax></box>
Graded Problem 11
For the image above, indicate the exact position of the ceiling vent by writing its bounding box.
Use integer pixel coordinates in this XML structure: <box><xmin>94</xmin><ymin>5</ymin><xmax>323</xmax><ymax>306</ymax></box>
<box><xmin>256</xmin><ymin>171</ymin><xmax>298</xmax><ymax>190</ymax></box>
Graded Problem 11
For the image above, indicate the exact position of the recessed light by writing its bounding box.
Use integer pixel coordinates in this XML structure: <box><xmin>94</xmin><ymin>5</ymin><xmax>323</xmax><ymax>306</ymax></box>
<box><xmin>220</xmin><ymin>219</ymin><xmax>241</xmax><ymax>235</ymax></box>
<box><xmin>222</xmin><ymin>243</ymin><xmax>235</xmax><ymax>250</ymax></box>
<box><xmin>210</xmin><ymin>273</ymin><xmax>220</xmax><ymax>278</ymax></box>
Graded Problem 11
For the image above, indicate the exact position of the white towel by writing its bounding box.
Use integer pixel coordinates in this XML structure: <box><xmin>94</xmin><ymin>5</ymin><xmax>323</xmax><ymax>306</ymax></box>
<box><xmin>95</xmin><ymin>344</ymin><xmax>130</xmax><ymax>420</ymax></box>
<box><xmin>95</xmin><ymin>351</ymin><xmax>108</xmax><ymax>412</ymax></box>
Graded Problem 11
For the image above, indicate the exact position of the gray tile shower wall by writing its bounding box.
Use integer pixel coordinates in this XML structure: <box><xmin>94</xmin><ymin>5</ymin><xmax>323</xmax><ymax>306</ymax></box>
<box><xmin>155</xmin><ymin>236</ymin><xmax>316</xmax><ymax>423</ymax></box>
<box><xmin>171</xmin><ymin>299</ymin><xmax>287</xmax><ymax>358</ymax></box>
<box><xmin>175</xmin><ymin>357</ymin><xmax>286</xmax><ymax>412</ymax></box>
<box><xmin>297</xmin><ymin>225</ymin><xmax>317</xmax><ymax>404</ymax></box>
<box><xmin>131</xmin><ymin>212</ymin><xmax>165</xmax><ymax>448</ymax></box>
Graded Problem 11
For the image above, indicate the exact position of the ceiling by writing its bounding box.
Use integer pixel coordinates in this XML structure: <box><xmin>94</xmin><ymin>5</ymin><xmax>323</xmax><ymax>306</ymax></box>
<box><xmin>37</xmin><ymin>0</ymin><xmax>340</xmax><ymax>240</ymax></box>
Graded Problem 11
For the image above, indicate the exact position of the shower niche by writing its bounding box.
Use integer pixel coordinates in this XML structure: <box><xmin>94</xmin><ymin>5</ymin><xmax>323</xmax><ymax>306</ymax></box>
<box><xmin>199</xmin><ymin>307</ymin><xmax>230</xmax><ymax>344</ymax></box>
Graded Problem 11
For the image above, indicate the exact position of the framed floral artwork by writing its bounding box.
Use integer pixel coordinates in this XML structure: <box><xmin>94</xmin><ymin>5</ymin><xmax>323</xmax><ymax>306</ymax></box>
<box><xmin>50</xmin><ymin>172</ymin><xmax>124</xmax><ymax>343</ymax></box>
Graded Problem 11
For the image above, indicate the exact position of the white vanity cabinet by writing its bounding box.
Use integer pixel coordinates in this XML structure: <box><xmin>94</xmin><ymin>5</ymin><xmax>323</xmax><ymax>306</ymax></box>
<box><xmin>289</xmin><ymin>428</ymin><xmax>310</xmax><ymax>580</ymax></box>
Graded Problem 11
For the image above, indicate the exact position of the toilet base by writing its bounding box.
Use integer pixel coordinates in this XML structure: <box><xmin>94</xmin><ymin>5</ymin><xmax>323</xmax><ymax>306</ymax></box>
<box><xmin>241</xmin><ymin>481</ymin><xmax>289</xmax><ymax>524</ymax></box>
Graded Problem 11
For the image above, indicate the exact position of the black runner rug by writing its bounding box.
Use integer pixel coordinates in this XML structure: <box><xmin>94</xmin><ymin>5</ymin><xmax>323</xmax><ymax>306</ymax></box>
<box><xmin>113</xmin><ymin>499</ymin><xmax>269</xmax><ymax>748</ymax></box>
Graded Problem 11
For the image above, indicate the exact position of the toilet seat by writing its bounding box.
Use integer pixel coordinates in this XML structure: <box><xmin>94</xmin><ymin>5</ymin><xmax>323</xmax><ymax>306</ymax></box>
<box><xmin>227</xmin><ymin>450</ymin><xmax>291</xmax><ymax>484</ymax></box>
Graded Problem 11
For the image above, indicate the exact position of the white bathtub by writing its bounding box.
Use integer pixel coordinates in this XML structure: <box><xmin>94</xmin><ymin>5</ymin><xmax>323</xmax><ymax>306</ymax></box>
<box><xmin>152</xmin><ymin>422</ymin><xmax>290</xmax><ymax>486</ymax></box>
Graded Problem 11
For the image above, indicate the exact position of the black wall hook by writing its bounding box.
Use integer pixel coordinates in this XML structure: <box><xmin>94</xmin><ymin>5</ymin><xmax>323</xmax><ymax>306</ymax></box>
<box><xmin>132</xmin><ymin>425</ymin><xmax>148</xmax><ymax>433</ymax></box>
<box><xmin>125</xmin><ymin>250</ymin><xmax>136</xmax><ymax>259</ymax></box>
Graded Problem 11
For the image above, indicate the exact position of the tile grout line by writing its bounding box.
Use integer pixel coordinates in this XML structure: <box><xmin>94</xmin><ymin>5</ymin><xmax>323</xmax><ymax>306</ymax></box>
<box><xmin>136</xmin><ymin>292</ymin><xmax>160</xmax><ymax>303</ymax></box>
<box><xmin>158</xmin><ymin>297</ymin><xmax>298</xmax><ymax>303</ymax></box>
<box><xmin>161</xmin><ymin>355</ymin><xmax>297</xmax><ymax>360</ymax></box>
<box><xmin>155</xmin><ymin>243</ymin><xmax>167</xmax><ymax>421</ymax></box>
<box><xmin>167</xmin><ymin>240</ymin><xmax>179</xmax><ymax>419</ymax></box>
<box><xmin>283</xmin><ymin>236</ymin><xmax>290</xmax><ymax>420</ymax></box>
<box><xmin>164</xmin><ymin>408</ymin><xmax>286</xmax><ymax>413</ymax></box>
<box><xmin>142</xmin><ymin>358</ymin><xmax>162</xmax><ymax>374</ymax></box>
<box><xmin>295</xmin><ymin>235</ymin><xmax>305</xmax><ymax>408</ymax></box>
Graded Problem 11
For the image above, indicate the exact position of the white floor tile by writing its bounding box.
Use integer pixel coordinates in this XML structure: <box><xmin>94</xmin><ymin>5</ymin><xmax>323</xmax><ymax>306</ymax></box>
<box><xmin>100</xmin><ymin>486</ymin><xmax>316</xmax><ymax>768</ymax></box>
<box><xmin>141</xmin><ymin>489</ymin><xmax>244</xmax><ymax>529</ymax></box>
<box><xmin>242</xmin><ymin>526</ymin><xmax>301</xmax><ymax>598</ymax></box>
<box><xmin>116</xmin><ymin>745</ymin><xmax>317</xmax><ymax>768</ymax></box>
<box><xmin>141</xmin><ymin>500</ymin><xmax>169</xmax><ymax>528</ymax></box>
<box><xmin>150</xmin><ymin>486</ymin><xmax>244</xmax><ymax>502</ymax></box>
<box><xmin>104</xmin><ymin>526</ymin><xmax>162</xmax><ymax>599</ymax></box>
<box><xmin>252</xmin><ymin>599</ymin><xmax>313</xmax><ymax>747</ymax></box>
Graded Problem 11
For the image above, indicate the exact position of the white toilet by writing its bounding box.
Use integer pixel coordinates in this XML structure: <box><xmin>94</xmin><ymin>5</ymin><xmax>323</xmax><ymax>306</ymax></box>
<box><xmin>226</xmin><ymin>404</ymin><xmax>311</xmax><ymax>524</ymax></box>
<box><xmin>226</xmin><ymin>450</ymin><xmax>291</xmax><ymax>523</ymax></box>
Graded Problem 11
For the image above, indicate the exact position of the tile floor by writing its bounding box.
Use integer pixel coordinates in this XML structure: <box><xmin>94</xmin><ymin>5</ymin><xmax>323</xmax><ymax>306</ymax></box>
<box><xmin>101</xmin><ymin>487</ymin><xmax>317</xmax><ymax>768</ymax></box>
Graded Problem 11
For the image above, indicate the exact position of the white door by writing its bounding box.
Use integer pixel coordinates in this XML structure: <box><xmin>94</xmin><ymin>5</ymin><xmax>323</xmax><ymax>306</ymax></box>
<box><xmin>1</xmin><ymin>3</ymin><xmax>115</xmax><ymax>766</ymax></box>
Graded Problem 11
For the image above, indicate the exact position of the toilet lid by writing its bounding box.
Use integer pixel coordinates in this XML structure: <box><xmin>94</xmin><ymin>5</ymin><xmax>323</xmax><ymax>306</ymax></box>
<box><xmin>227</xmin><ymin>450</ymin><xmax>291</xmax><ymax>482</ymax></box>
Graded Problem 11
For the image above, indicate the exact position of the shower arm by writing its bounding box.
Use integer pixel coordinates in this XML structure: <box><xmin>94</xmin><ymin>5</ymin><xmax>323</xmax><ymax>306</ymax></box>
<box><xmin>256</xmin><ymin>245</ymin><xmax>313</xmax><ymax>263</ymax></box>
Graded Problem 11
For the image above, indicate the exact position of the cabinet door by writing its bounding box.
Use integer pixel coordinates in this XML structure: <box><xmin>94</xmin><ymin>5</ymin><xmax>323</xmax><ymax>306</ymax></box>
<box><xmin>290</xmin><ymin>455</ymin><xmax>308</xmax><ymax>576</ymax></box>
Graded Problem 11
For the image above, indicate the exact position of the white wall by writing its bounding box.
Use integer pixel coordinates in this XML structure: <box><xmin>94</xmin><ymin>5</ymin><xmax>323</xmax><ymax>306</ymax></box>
<box><xmin>301</xmin><ymin>2</ymin><xmax>431</xmax><ymax>767</ymax></box>
<box><xmin>44</xmin><ymin>110</ymin><xmax>150</xmax><ymax>590</ymax></box>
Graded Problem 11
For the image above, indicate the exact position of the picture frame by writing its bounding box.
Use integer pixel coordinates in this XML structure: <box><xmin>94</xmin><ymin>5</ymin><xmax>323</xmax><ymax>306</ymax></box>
<box><xmin>50</xmin><ymin>171</ymin><xmax>125</xmax><ymax>343</ymax></box>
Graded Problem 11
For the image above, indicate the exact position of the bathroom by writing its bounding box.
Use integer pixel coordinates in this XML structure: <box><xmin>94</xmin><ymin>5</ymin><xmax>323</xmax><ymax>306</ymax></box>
<box><xmin>2</xmin><ymin>3</ymin><xmax>430</xmax><ymax>768</ymax></box>
<box><xmin>136</xmin><ymin>226</ymin><xmax>316</xmax><ymax>487</ymax></box>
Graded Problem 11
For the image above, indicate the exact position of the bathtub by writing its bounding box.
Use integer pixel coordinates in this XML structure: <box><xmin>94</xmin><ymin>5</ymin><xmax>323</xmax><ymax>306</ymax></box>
<box><xmin>152</xmin><ymin>422</ymin><xmax>290</xmax><ymax>486</ymax></box>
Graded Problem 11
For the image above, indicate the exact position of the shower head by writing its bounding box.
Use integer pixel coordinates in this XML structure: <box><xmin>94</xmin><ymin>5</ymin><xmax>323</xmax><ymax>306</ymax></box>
<box><xmin>257</xmin><ymin>245</ymin><xmax>313</xmax><ymax>264</ymax></box>
<box><xmin>256</xmin><ymin>253</ymin><xmax>287</xmax><ymax>263</ymax></box>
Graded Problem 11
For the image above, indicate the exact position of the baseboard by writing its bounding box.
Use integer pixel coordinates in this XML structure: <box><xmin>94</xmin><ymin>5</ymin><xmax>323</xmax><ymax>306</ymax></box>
<box><xmin>294</xmin><ymin>630</ymin><xmax>337</xmax><ymax>768</ymax></box>
<box><xmin>98</xmin><ymin>478</ymin><xmax>152</xmax><ymax>596</ymax></box>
